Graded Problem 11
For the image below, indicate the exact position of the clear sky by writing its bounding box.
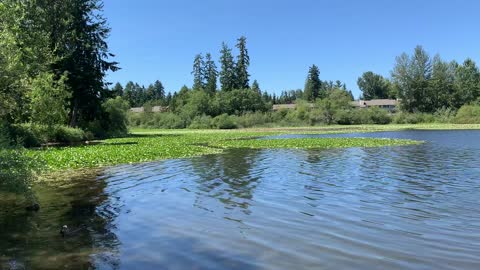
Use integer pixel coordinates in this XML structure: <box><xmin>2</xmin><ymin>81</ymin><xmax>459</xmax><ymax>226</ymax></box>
<box><xmin>103</xmin><ymin>0</ymin><xmax>480</xmax><ymax>98</ymax></box>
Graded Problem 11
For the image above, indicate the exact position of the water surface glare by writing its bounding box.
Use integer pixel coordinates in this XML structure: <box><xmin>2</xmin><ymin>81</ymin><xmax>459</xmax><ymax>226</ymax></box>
<box><xmin>1</xmin><ymin>130</ymin><xmax>480</xmax><ymax>269</ymax></box>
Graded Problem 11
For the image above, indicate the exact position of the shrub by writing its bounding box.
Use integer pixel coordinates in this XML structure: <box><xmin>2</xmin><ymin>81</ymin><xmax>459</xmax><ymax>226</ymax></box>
<box><xmin>0</xmin><ymin>148</ymin><xmax>40</xmax><ymax>194</ymax></box>
<box><xmin>393</xmin><ymin>112</ymin><xmax>434</xmax><ymax>124</ymax></box>
<box><xmin>235</xmin><ymin>112</ymin><xmax>273</xmax><ymax>128</ymax></box>
<box><xmin>433</xmin><ymin>107</ymin><xmax>456</xmax><ymax>123</ymax></box>
<box><xmin>212</xmin><ymin>114</ymin><xmax>237</xmax><ymax>129</ymax></box>
<box><xmin>101</xmin><ymin>97</ymin><xmax>130</xmax><ymax>137</ymax></box>
<box><xmin>52</xmin><ymin>125</ymin><xmax>86</xmax><ymax>143</ymax></box>
<box><xmin>9</xmin><ymin>124</ymin><xmax>86</xmax><ymax>147</ymax></box>
<box><xmin>188</xmin><ymin>115</ymin><xmax>213</xmax><ymax>129</ymax></box>
<box><xmin>454</xmin><ymin>105</ymin><xmax>480</xmax><ymax>124</ymax></box>
<box><xmin>155</xmin><ymin>113</ymin><xmax>186</xmax><ymax>129</ymax></box>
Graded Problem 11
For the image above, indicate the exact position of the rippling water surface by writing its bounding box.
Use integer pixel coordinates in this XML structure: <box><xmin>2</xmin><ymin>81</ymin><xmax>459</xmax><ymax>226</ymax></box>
<box><xmin>1</xmin><ymin>130</ymin><xmax>480</xmax><ymax>269</ymax></box>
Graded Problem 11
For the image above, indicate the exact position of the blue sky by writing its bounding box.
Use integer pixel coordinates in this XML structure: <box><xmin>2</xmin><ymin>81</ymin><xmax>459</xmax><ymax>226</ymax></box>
<box><xmin>104</xmin><ymin>0</ymin><xmax>480</xmax><ymax>98</ymax></box>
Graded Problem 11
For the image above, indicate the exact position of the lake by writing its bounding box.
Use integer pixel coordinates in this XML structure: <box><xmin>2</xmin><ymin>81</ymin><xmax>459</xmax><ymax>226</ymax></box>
<box><xmin>1</xmin><ymin>130</ymin><xmax>479</xmax><ymax>269</ymax></box>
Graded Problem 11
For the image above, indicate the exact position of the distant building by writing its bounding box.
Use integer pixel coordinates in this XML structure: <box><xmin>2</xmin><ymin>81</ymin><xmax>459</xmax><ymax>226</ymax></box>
<box><xmin>350</xmin><ymin>99</ymin><xmax>399</xmax><ymax>112</ymax></box>
<box><xmin>272</xmin><ymin>103</ymin><xmax>315</xmax><ymax>111</ymax></box>
<box><xmin>272</xmin><ymin>104</ymin><xmax>297</xmax><ymax>111</ymax></box>
<box><xmin>129</xmin><ymin>106</ymin><xmax>169</xmax><ymax>113</ymax></box>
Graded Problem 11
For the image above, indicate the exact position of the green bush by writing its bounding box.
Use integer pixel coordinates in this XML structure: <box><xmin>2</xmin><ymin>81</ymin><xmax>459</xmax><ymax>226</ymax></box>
<box><xmin>9</xmin><ymin>124</ymin><xmax>86</xmax><ymax>147</ymax></box>
<box><xmin>454</xmin><ymin>105</ymin><xmax>480</xmax><ymax>124</ymax></box>
<box><xmin>101</xmin><ymin>97</ymin><xmax>130</xmax><ymax>137</ymax></box>
<box><xmin>0</xmin><ymin>148</ymin><xmax>40</xmax><ymax>194</ymax></box>
<box><xmin>235</xmin><ymin>112</ymin><xmax>274</xmax><ymax>128</ymax></box>
<box><xmin>393</xmin><ymin>112</ymin><xmax>434</xmax><ymax>124</ymax></box>
<box><xmin>188</xmin><ymin>115</ymin><xmax>213</xmax><ymax>129</ymax></box>
<box><xmin>154</xmin><ymin>113</ymin><xmax>186</xmax><ymax>129</ymax></box>
<box><xmin>433</xmin><ymin>107</ymin><xmax>456</xmax><ymax>123</ymax></box>
<box><xmin>212</xmin><ymin>114</ymin><xmax>237</xmax><ymax>129</ymax></box>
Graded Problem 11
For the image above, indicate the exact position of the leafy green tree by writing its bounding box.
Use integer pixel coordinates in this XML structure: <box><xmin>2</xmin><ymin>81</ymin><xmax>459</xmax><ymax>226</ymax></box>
<box><xmin>304</xmin><ymin>65</ymin><xmax>321</xmax><ymax>101</ymax></box>
<box><xmin>219</xmin><ymin>42</ymin><xmax>236</xmax><ymax>91</ymax></box>
<box><xmin>357</xmin><ymin>71</ymin><xmax>390</xmax><ymax>99</ymax></box>
<box><xmin>453</xmin><ymin>59</ymin><xmax>480</xmax><ymax>108</ymax></box>
<box><xmin>204</xmin><ymin>53</ymin><xmax>218</xmax><ymax>95</ymax></box>
<box><xmin>235</xmin><ymin>36</ymin><xmax>250</xmax><ymax>89</ymax></box>
<box><xmin>192</xmin><ymin>53</ymin><xmax>205</xmax><ymax>90</ymax></box>
<box><xmin>0</xmin><ymin>0</ymin><xmax>53</xmax><ymax>123</ymax></box>
<box><xmin>392</xmin><ymin>45</ymin><xmax>432</xmax><ymax>112</ymax></box>
<box><xmin>29</xmin><ymin>72</ymin><xmax>71</xmax><ymax>126</ymax></box>
<box><xmin>428</xmin><ymin>56</ymin><xmax>456</xmax><ymax>110</ymax></box>
<box><xmin>100</xmin><ymin>96</ymin><xmax>129</xmax><ymax>137</ymax></box>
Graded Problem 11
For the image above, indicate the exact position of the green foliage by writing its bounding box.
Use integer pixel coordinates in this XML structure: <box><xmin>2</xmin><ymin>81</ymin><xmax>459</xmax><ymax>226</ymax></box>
<box><xmin>212</xmin><ymin>114</ymin><xmax>237</xmax><ymax>129</ymax></box>
<box><xmin>453</xmin><ymin>59</ymin><xmax>480</xmax><ymax>108</ymax></box>
<box><xmin>9</xmin><ymin>124</ymin><xmax>86</xmax><ymax>147</ymax></box>
<box><xmin>454</xmin><ymin>105</ymin><xmax>480</xmax><ymax>124</ymax></box>
<box><xmin>219</xmin><ymin>42</ymin><xmax>236</xmax><ymax>91</ymax></box>
<box><xmin>217</xmin><ymin>89</ymin><xmax>268</xmax><ymax>115</ymax></box>
<box><xmin>188</xmin><ymin>115</ymin><xmax>214</xmax><ymax>129</ymax></box>
<box><xmin>304</xmin><ymin>65</ymin><xmax>322</xmax><ymax>101</ymax></box>
<box><xmin>392</xmin><ymin>112</ymin><xmax>435</xmax><ymax>124</ymax></box>
<box><xmin>0</xmin><ymin>148</ymin><xmax>41</xmax><ymax>194</ymax></box>
<box><xmin>235</xmin><ymin>36</ymin><xmax>250</xmax><ymax>89</ymax></box>
<box><xmin>204</xmin><ymin>53</ymin><xmax>218</xmax><ymax>95</ymax></box>
<box><xmin>357</xmin><ymin>71</ymin><xmax>392</xmax><ymax>99</ymax></box>
<box><xmin>29</xmin><ymin>72</ymin><xmax>70</xmax><ymax>126</ymax></box>
<box><xmin>192</xmin><ymin>53</ymin><xmax>205</xmax><ymax>90</ymax></box>
<box><xmin>100</xmin><ymin>97</ymin><xmax>130</xmax><ymax>137</ymax></box>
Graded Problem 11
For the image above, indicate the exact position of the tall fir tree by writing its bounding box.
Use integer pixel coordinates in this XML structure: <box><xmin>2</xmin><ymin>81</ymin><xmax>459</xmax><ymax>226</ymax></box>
<box><xmin>192</xmin><ymin>53</ymin><xmax>205</xmax><ymax>90</ymax></box>
<box><xmin>235</xmin><ymin>36</ymin><xmax>250</xmax><ymax>89</ymax></box>
<box><xmin>47</xmin><ymin>0</ymin><xmax>119</xmax><ymax>127</ymax></box>
<box><xmin>112</xmin><ymin>82</ymin><xmax>124</xmax><ymax>97</ymax></box>
<box><xmin>204</xmin><ymin>53</ymin><xmax>218</xmax><ymax>95</ymax></box>
<box><xmin>251</xmin><ymin>80</ymin><xmax>260</xmax><ymax>93</ymax></box>
<box><xmin>219</xmin><ymin>42</ymin><xmax>236</xmax><ymax>91</ymax></box>
<box><xmin>304</xmin><ymin>65</ymin><xmax>321</xmax><ymax>101</ymax></box>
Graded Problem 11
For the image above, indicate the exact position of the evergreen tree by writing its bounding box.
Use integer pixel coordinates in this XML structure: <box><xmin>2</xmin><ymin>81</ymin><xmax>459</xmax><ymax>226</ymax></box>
<box><xmin>47</xmin><ymin>0</ymin><xmax>119</xmax><ymax>127</ymax></box>
<box><xmin>251</xmin><ymin>80</ymin><xmax>260</xmax><ymax>93</ymax></box>
<box><xmin>304</xmin><ymin>65</ymin><xmax>321</xmax><ymax>101</ymax></box>
<box><xmin>112</xmin><ymin>82</ymin><xmax>124</xmax><ymax>97</ymax></box>
<box><xmin>219</xmin><ymin>42</ymin><xmax>236</xmax><ymax>91</ymax></box>
<box><xmin>204</xmin><ymin>53</ymin><xmax>218</xmax><ymax>95</ymax></box>
<box><xmin>152</xmin><ymin>80</ymin><xmax>165</xmax><ymax>101</ymax></box>
<box><xmin>124</xmin><ymin>81</ymin><xmax>135</xmax><ymax>106</ymax></box>
<box><xmin>192</xmin><ymin>53</ymin><xmax>205</xmax><ymax>90</ymax></box>
<box><xmin>235</xmin><ymin>36</ymin><xmax>250</xmax><ymax>89</ymax></box>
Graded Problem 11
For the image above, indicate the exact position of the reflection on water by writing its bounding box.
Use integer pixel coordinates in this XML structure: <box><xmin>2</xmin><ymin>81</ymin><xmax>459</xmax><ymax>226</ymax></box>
<box><xmin>1</xmin><ymin>130</ymin><xmax>480</xmax><ymax>269</ymax></box>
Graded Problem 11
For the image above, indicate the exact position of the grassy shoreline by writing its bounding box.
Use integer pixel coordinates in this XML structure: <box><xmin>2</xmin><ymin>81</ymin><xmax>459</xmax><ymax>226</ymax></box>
<box><xmin>28</xmin><ymin>123</ymin><xmax>480</xmax><ymax>173</ymax></box>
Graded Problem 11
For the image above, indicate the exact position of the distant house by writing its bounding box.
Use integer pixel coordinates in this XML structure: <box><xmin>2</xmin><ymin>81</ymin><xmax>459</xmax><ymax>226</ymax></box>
<box><xmin>272</xmin><ymin>104</ymin><xmax>297</xmax><ymax>111</ymax></box>
<box><xmin>272</xmin><ymin>103</ymin><xmax>315</xmax><ymax>111</ymax></box>
<box><xmin>129</xmin><ymin>106</ymin><xmax>169</xmax><ymax>113</ymax></box>
<box><xmin>350</xmin><ymin>99</ymin><xmax>399</xmax><ymax>112</ymax></box>
<box><xmin>130</xmin><ymin>107</ymin><xmax>144</xmax><ymax>113</ymax></box>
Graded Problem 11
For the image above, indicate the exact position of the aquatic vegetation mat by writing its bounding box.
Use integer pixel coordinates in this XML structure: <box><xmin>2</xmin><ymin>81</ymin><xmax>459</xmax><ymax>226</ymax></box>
<box><xmin>27</xmin><ymin>129</ymin><xmax>422</xmax><ymax>172</ymax></box>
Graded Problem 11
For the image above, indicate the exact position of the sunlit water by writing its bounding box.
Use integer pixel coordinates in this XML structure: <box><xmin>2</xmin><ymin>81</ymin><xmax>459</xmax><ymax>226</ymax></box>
<box><xmin>1</xmin><ymin>130</ymin><xmax>480</xmax><ymax>269</ymax></box>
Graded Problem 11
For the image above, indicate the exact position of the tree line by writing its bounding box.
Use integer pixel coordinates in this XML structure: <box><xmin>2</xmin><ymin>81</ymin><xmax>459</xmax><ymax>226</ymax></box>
<box><xmin>357</xmin><ymin>45</ymin><xmax>480</xmax><ymax>113</ymax></box>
